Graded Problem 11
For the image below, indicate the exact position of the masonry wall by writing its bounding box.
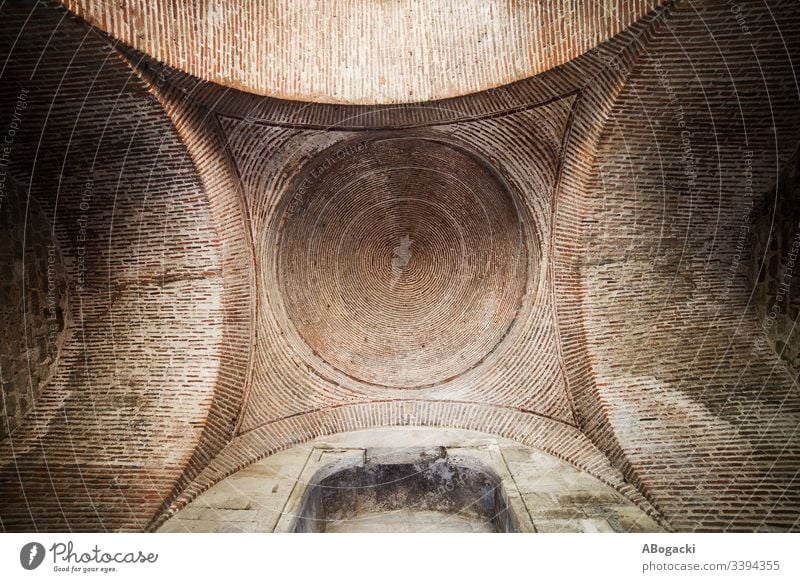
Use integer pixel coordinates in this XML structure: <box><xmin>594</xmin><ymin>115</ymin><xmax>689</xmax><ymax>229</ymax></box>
<box><xmin>750</xmin><ymin>147</ymin><xmax>800</xmax><ymax>382</ymax></box>
<box><xmin>0</xmin><ymin>178</ymin><xmax>68</xmax><ymax>440</ymax></box>
<box><xmin>144</xmin><ymin>9</ymin><xmax>668</xmax><ymax>530</ymax></box>
<box><xmin>555</xmin><ymin>0</ymin><xmax>800</xmax><ymax>531</ymax></box>
<box><xmin>158</xmin><ymin>429</ymin><xmax>663</xmax><ymax>533</ymax></box>
<box><xmin>0</xmin><ymin>3</ymin><xmax>230</xmax><ymax>531</ymax></box>
<box><xmin>64</xmin><ymin>0</ymin><xmax>664</xmax><ymax>104</ymax></box>
<box><xmin>2</xmin><ymin>0</ymin><xmax>799</xmax><ymax>533</ymax></box>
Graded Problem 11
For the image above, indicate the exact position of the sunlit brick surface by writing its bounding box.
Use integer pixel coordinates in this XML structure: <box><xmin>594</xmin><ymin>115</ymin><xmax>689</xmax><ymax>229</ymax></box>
<box><xmin>64</xmin><ymin>0</ymin><xmax>663</xmax><ymax>104</ymax></box>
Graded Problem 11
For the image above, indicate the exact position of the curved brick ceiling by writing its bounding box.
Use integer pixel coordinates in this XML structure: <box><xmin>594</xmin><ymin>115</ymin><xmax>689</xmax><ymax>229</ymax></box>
<box><xmin>552</xmin><ymin>0</ymin><xmax>800</xmax><ymax>531</ymax></box>
<box><xmin>222</xmin><ymin>94</ymin><xmax>577</xmax><ymax>432</ymax></box>
<box><xmin>277</xmin><ymin>137</ymin><xmax>527</xmax><ymax>388</ymax></box>
<box><xmin>2</xmin><ymin>0</ymin><xmax>800</xmax><ymax>534</ymax></box>
<box><xmin>0</xmin><ymin>3</ymin><xmax>250</xmax><ymax>531</ymax></box>
<box><xmin>63</xmin><ymin>0</ymin><xmax>663</xmax><ymax>104</ymax></box>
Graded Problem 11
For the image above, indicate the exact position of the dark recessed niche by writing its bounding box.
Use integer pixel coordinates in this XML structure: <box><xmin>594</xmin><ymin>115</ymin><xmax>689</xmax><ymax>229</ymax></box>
<box><xmin>292</xmin><ymin>455</ymin><xmax>517</xmax><ymax>533</ymax></box>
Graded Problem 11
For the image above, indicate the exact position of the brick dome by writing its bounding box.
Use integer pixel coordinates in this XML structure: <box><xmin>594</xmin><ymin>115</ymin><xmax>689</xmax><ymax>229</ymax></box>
<box><xmin>2</xmin><ymin>0</ymin><xmax>800</xmax><ymax>535</ymax></box>
<box><xmin>276</xmin><ymin>136</ymin><xmax>527</xmax><ymax>388</ymax></box>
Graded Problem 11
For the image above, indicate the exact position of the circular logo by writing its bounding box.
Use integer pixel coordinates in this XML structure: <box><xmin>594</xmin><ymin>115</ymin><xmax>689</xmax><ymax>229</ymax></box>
<box><xmin>20</xmin><ymin>542</ymin><xmax>45</xmax><ymax>570</ymax></box>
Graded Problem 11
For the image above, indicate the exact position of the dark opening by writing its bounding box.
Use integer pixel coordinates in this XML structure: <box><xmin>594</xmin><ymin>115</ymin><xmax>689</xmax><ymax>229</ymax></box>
<box><xmin>293</xmin><ymin>456</ymin><xmax>517</xmax><ymax>533</ymax></box>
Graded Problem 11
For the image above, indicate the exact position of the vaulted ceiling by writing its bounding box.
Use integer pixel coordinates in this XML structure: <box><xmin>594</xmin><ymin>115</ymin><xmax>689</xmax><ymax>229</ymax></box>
<box><xmin>1</xmin><ymin>0</ymin><xmax>799</xmax><ymax>532</ymax></box>
<box><xmin>63</xmin><ymin>0</ymin><xmax>664</xmax><ymax>104</ymax></box>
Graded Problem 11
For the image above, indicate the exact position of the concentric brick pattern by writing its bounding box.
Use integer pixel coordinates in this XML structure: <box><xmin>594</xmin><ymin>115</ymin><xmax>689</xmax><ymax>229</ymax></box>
<box><xmin>222</xmin><ymin>96</ymin><xmax>576</xmax><ymax>431</ymax></box>
<box><xmin>277</xmin><ymin>137</ymin><xmax>527</xmax><ymax>388</ymax></box>
<box><xmin>2</xmin><ymin>0</ymin><xmax>800</xmax><ymax>534</ymax></box>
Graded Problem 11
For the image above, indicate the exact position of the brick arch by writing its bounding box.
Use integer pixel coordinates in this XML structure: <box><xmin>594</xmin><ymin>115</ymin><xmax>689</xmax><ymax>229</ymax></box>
<box><xmin>553</xmin><ymin>0</ymin><xmax>800</xmax><ymax>531</ymax></box>
<box><xmin>126</xmin><ymin>53</ymin><xmax>256</xmax><ymax>532</ymax></box>
<box><xmin>0</xmin><ymin>4</ymin><xmax>249</xmax><ymax>531</ymax></box>
<box><xmin>149</xmin><ymin>400</ymin><xmax>663</xmax><ymax>530</ymax></box>
<box><xmin>4</xmin><ymin>0</ymin><xmax>799</xmax><ymax>534</ymax></box>
<box><xmin>138</xmin><ymin>7</ymin><xmax>669</xmax><ymax>531</ymax></box>
<box><xmin>63</xmin><ymin>0</ymin><xmax>666</xmax><ymax>105</ymax></box>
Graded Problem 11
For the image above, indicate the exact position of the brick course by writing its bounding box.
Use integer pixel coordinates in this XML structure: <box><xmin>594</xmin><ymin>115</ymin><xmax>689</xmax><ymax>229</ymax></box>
<box><xmin>1</xmin><ymin>0</ymin><xmax>799</xmax><ymax>533</ymax></box>
<box><xmin>63</xmin><ymin>0</ymin><xmax>664</xmax><ymax>104</ymax></box>
<box><xmin>0</xmin><ymin>179</ymin><xmax>68</xmax><ymax>441</ymax></box>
